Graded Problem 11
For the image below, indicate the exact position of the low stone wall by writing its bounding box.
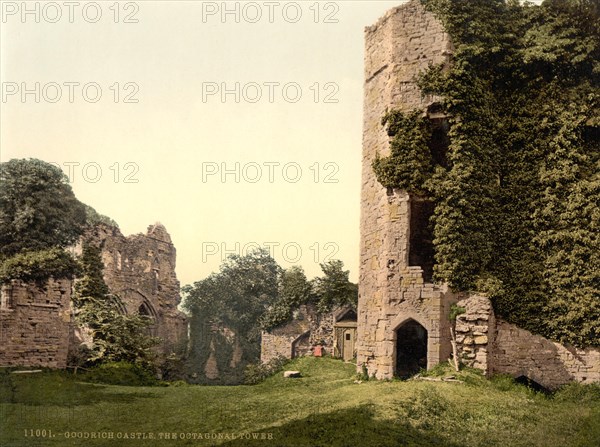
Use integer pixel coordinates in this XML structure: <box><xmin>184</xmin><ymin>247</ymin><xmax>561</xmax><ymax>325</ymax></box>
<box><xmin>490</xmin><ymin>320</ymin><xmax>600</xmax><ymax>389</ymax></box>
<box><xmin>261</xmin><ymin>305</ymin><xmax>343</xmax><ymax>363</ymax></box>
<box><xmin>261</xmin><ymin>332</ymin><xmax>301</xmax><ymax>364</ymax></box>
<box><xmin>455</xmin><ymin>295</ymin><xmax>600</xmax><ymax>389</ymax></box>
<box><xmin>0</xmin><ymin>279</ymin><xmax>73</xmax><ymax>368</ymax></box>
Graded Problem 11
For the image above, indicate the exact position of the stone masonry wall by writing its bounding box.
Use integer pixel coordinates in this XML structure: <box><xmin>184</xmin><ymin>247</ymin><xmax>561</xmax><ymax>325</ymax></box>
<box><xmin>454</xmin><ymin>295</ymin><xmax>495</xmax><ymax>375</ymax></box>
<box><xmin>490</xmin><ymin>320</ymin><xmax>600</xmax><ymax>390</ymax></box>
<box><xmin>358</xmin><ymin>0</ymin><xmax>455</xmax><ymax>379</ymax></box>
<box><xmin>260</xmin><ymin>305</ymin><xmax>339</xmax><ymax>363</ymax></box>
<box><xmin>261</xmin><ymin>305</ymin><xmax>314</xmax><ymax>364</ymax></box>
<box><xmin>0</xmin><ymin>223</ymin><xmax>187</xmax><ymax>369</ymax></box>
<box><xmin>0</xmin><ymin>279</ymin><xmax>73</xmax><ymax>368</ymax></box>
<box><xmin>360</xmin><ymin>1</ymin><xmax>600</xmax><ymax>387</ymax></box>
<box><xmin>455</xmin><ymin>295</ymin><xmax>600</xmax><ymax>390</ymax></box>
<box><xmin>78</xmin><ymin>223</ymin><xmax>188</xmax><ymax>356</ymax></box>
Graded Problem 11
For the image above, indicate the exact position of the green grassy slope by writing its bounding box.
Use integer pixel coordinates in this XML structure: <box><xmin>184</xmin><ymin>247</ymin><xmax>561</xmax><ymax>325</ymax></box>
<box><xmin>1</xmin><ymin>357</ymin><xmax>598</xmax><ymax>447</ymax></box>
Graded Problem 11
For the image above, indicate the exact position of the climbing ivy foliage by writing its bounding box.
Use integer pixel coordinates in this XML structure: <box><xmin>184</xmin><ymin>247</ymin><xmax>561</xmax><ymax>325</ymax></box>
<box><xmin>374</xmin><ymin>0</ymin><xmax>599</xmax><ymax>347</ymax></box>
<box><xmin>372</xmin><ymin>110</ymin><xmax>434</xmax><ymax>194</ymax></box>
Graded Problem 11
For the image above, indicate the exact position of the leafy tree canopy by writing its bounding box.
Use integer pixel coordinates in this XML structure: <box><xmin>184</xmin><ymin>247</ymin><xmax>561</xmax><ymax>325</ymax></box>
<box><xmin>0</xmin><ymin>158</ymin><xmax>87</xmax><ymax>258</ymax></box>
<box><xmin>260</xmin><ymin>260</ymin><xmax>358</xmax><ymax>330</ymax></box>
<box><xmin>0</xmin><ymin>247</ymin><xmax>80</xmax><ymax>284</ymax></box>
<box><xmin>312</xmin><ymin>260</ymin><xmax>358</xmax><ymax>314</ymax></box>
<box><xmin>182</xmin><ymin>248</ymin><xmax>281</xmax><ymax>383</ymax></box>
<box><xmin>182</xmin><ymin>250</ymin><xmax>358</xmax><ymax>382</ymax></box>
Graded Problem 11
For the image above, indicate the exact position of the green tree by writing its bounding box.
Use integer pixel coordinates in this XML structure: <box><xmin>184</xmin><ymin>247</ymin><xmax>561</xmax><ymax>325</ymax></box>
<box><xmin>0</xmin><ymin>248</ymin><xmax>80</xmax><ymax>284</ymax></box>
<box><xmin>261</xmin><ymin>266</ymin><xmax>312</xmax><ymax>330</ymax></box>
<box><xmin>261</xmin><ymin>261</ymin><xmax>358</xmax><ymax>331</ymax></box>
<box><xmin>313</xmin><ymin>260</ymin><xmax>358</xmax><ymax>313</ymax></box>
<box><xmin>0</xmin><ymin>159</ymin><xmax>87</xmax><ymax>257</ymax></box>
<box><xmin>182</xmin><ymin>248</ymin><xmax>282</xmax><ymax>383</ymax></box>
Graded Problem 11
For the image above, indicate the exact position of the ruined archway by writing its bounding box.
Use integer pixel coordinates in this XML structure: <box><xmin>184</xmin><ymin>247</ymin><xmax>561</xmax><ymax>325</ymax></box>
<box><xmin>291</xmin><ymin>331</ymin><xmax>310</xmax><ymax>358</ymax></box>
<box><xmin>395</xmin><ymin>319</ymin><xmax>428</xmax><ymax>379</ymax></box>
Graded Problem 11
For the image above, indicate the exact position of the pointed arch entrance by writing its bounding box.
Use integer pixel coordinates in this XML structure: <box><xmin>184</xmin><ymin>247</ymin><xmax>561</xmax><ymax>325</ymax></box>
<box><xmin>395</xmin><ymin>319</ymin><xmax>428</xmax><ymax>379</ymax></box>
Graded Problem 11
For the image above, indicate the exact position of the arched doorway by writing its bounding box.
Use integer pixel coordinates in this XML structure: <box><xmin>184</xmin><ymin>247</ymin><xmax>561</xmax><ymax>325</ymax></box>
<box><xmin>395</xmin><ymin>319</ymin><xmax>428</xmax><ymax>379</ymax></box>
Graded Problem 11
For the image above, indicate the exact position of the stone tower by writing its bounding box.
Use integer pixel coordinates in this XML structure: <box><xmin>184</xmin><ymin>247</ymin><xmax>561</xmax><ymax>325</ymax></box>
<box><xmin>357</xmin><ymin>0</ymin><xmax>456</xmax><ymax>379</ymax></box>
<box><xmin>356</xmin><ymin>0</ymin><xmax>600</xmax><ymax>388</ymax></box>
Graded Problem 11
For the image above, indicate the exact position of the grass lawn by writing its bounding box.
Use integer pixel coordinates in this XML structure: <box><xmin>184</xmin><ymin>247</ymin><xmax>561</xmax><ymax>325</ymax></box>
<box><xmin>1</xmin><ymin>357</ymin><xmax>599</xmax><ymax>447</ymax></box>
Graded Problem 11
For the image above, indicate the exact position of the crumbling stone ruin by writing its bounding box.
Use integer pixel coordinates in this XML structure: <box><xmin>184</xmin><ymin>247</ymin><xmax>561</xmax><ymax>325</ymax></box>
<box><xmin>261</xmin><ymin>306</ymin><xmax>357</xmax><ymax>364</ymax></box>
<box><xmin>357</xmin><ymin>0</ymin><xmax>599</xmax><ymax>389</ymax></box>
<box><xmin>0</xmin><ymin>223</ymin><xmax>188</xmax><ymax>369</ymax></box>
<box><xmin>77</xmin><ymin>223</ymin><xmax>188</xmax><ymax>355</ymax></box>
<box><xmin>455</xmin><ymin>295</ymin><xmax>600</xmax><ymax>389</ymax></box>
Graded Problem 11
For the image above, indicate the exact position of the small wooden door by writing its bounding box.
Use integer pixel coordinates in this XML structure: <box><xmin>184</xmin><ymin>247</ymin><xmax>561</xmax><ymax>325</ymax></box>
<box><xmin>343</xmin><ymin>330</ymin><xmax>355</xmax><ymax>361</ymax></box>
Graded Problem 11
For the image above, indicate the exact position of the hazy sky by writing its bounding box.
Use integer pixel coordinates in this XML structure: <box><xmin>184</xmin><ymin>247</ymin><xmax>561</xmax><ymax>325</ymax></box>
<box><xmin>0</xmin><ymin>0</ymin><xmax>542</xmax><ymax>286</ymax></box>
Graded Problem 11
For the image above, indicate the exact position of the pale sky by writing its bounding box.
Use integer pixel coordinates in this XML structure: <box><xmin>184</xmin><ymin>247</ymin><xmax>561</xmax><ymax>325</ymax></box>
<box><xmin>0</xmin><ymin>0</ymin><xmax>542</xmax><ymax>286</ymax></box>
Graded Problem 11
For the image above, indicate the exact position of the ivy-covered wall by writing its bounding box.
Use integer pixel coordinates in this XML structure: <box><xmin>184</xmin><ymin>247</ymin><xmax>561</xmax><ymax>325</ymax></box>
<box><xmin>373</xmin><ymin>0</ymin><xmax>599</xmax><ymax>348</ymax></box>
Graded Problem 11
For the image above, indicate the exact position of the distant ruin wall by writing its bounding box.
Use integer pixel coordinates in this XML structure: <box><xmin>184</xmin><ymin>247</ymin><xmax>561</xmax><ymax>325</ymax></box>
<box><xmin>261</xmin><ymin>332</ymin><xmax>301</xmax><ymax>364</ymax></box>
<box><xmin>0</xmin><ymin>279</ymin><xmax>72</xmax><ymax>368</ymax></box>
<box><xmin>80</xmin><ymin>223</ymin><xmax>188</xmax><ymax>356</ymax></box>
<box><xmin>0</xmin><ymin>222</ymin><xmax>189</xmax><ymax>370</ymax></box>
<box><xmin>260</xmin><ymin>305</ymin><xmax>338</xmax><ymax>364</ymax></box>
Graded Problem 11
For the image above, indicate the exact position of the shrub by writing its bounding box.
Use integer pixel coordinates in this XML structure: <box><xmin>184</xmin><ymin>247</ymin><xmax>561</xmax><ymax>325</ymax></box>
<box><xmin>81</xmin><ymin>361</ymin><xmax>160</xmax><ymax>386</ymax></box>
<box><xmin>356</xmin><ymin>364</ymin><xmax>370</xmax><ymax>382</ymax></box>
<box><xmin>244</xmin><ymin>355</ymin><xmax>289</xmax><ymax>385</ymax></box>
<box><xmin>159</xmin><ymin>353</ymin><xmax>187</xmax><ymax>382</ymax></box>
<box><xmin>0</xmin><ymin>248</ymin><xmax>79</xmax><ymax>284</ymax></box>
<box><xmin>553</xmin><ymin>382</ymin><xmax>600</xmax><ymax>403</ymax></box>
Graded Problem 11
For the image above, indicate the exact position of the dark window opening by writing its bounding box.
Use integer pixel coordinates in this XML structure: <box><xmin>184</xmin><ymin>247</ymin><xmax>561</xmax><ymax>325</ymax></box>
<box><xmin>138</xmin><ymin>302</ymin><xmax>157</xmax><ymax>336</ymax></box>
<box><xmin>139</xmin><ymin>302</ymin><xmax>152</xmax><ymax>317</ymax></box>
<box><xmin>292</xmin><ymin>332</ymin><xmax>310</xmax><ymax>358</ymax></box>
<box><xmin>426</xmin><ymin>103</ymin><xmax>450</xmax><ymax>170</ymax></box>
<box><xmin>395</xmin><ymin>320</ymin><xmax>428</xmax><ymax>379</ymax></box>
<box><xmin>0</xmin><ymin>286</ymin><xmax>14</xmax><ymax>309</ymax></box>
<box><xmin>409</xmin><ymin>199</ymin><xmax>435</xmax><ymax>282</ymax></box>
<box><xmin>428</xmin><ymin>118</ymin><xmax>450</xmax><ymax>169</ymax></box>
<box><xmin>336</xmin><ymin>309</ymin><xmax>357</xmax><ymax>322</ymax></box>
<box><xmin>345</xmin><ymin>333</ymin><xmax>351</xmax><ymax>341</ymax></box>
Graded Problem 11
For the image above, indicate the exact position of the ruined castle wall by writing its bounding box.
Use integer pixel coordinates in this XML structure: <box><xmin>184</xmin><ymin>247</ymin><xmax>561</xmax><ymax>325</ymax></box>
<box><xmin>260</xmin><ymin>305</ymin><xmax>341</xmax><ymax>363</ymax></box>
<box><xmin>454</xmin><ymin>295</ymin><xmax>496</xmax><ymax>375</ymax></box>
<box><xmin>456</xmin><ymin>295</ymin><xmax>600</xmax><ymax>389</ymax></box>
<box><xmin>358</xmin><ymin>0</ymin><xmax>454</xmax><ymax>379</ymax></box>
<box><xmin>261</xmin><ymin>332</ymin><xmax>301</xmax><ymax>364</ymax></box>
<box><xmin>490</xmin><ymin>321</ymin><xmax>600</xmax><ymax>390</ymax></box>
<box><xmin>81</xmin><ymin>223</ymin><xmax>188</xmax><ymax>355</ymax></box>
<box><xmin>360</xmin><ymin>1</ymin><xmax>600</xmax><ymax>386</ymax></box>
<box><xmin>0</xmin><ymin>279</ymin><xmax>72</xmax><ymax>368</ymax></box>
